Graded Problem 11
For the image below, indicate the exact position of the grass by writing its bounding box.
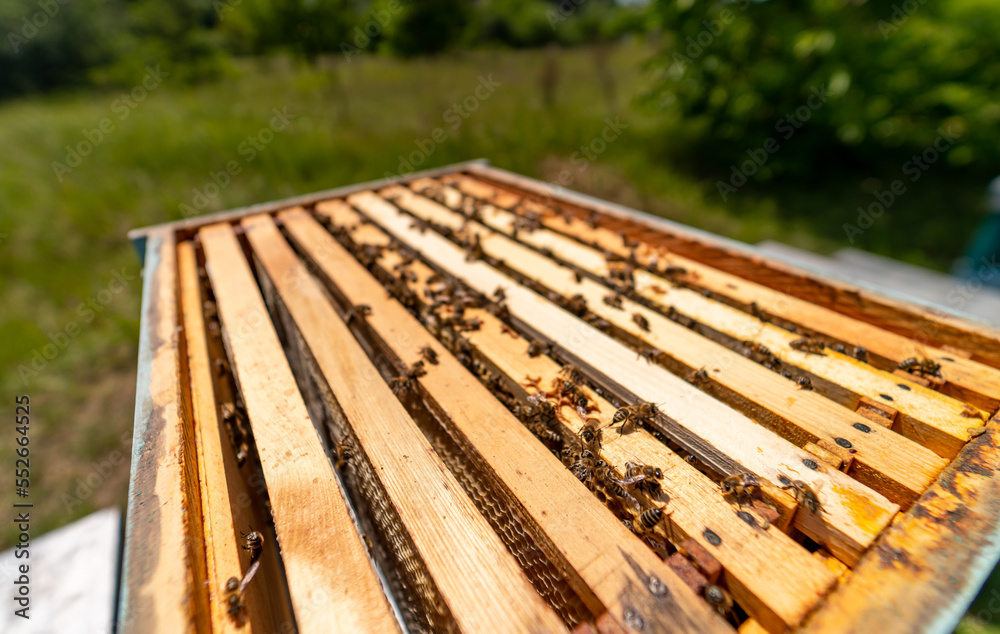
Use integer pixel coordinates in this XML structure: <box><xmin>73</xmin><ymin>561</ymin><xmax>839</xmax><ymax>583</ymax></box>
<box><xmin>0</xmin><ymin>39</ymin><xmax>994</xmax><ymax>630</ymax></box>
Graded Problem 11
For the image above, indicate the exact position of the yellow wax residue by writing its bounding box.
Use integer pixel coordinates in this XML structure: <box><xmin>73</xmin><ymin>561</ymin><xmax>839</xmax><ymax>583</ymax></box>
<box><xmin>832</xmin><ymin>484</ymin><xmax>894</xmax><ymax>535</ymax></box>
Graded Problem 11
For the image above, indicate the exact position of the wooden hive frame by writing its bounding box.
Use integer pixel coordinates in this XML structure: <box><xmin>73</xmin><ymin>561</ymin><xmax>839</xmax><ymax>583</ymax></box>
<box><xmin>122</xmin><ymin>159</ymin><xmax>1000</xmax><ymax>634</ymax></box>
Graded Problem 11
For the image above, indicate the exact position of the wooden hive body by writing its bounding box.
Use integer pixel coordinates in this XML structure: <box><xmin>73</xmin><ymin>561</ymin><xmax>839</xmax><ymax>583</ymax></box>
<box><xmin>121</xmin><ymin>160</ymin><xmax>1000</xmax><ymax>634</ymax></box>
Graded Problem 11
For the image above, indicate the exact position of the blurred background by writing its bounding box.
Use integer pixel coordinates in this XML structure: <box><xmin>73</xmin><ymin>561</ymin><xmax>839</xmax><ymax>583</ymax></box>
<box><xmin>1</xmin><ymin>0</ymin><xmax>999</xmax><ymax>629</ymax></box>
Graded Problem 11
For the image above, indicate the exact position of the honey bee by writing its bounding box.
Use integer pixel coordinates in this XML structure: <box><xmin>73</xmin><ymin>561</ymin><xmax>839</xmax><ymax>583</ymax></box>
<box><xmin>790</xmin><ymin>337</ymin><xmax>826</xmax><ymax>355</ymax></box>
<box><xmin>632</xmin><ymin>313</ymin><xmax>650</xmax><ymax>332</ymax></box>
<box><xmin>831</xmin><ymin>343</ymin><xmax>846</xmax><ymax>353</ymax></box>
<box><xmin>224</xmin><ymin>576</ymin><xmax>244</xmax><ymax>620</ymax></box>
<box><xmin>687</xmin><ymin>368</ymin><xmax>709</xmax><ymax>385</ymax></box>
<box><xmin>418</xmin><ymin>346</ymin><xmax>439</xmax><ymax>365</ymax></box>
<box><xmin>796</xmin><ymin>376</ymin><xmax>813</xmax><ymax>391</ymax></box>
<box><xmin>345</xmin><ymin>303</ymin><xmax>372</xmax><ymax>324</ymax></box>
<box><xmin>663</xmin><ymin>265</ymin><xmax>687</xmax><ymax>279</ymax></box>
<box><xmin>781</xmin><ymin>479</ymin><xmax>822</xmax><ymax>514</ymax></box>
<box><xmin>492</xmin><ymin>286</ymin><xmax>506</xmax><ymax>302</ymax></box>
<box><xmin>638</xmin><ymin>507</ymin><xmax>668</xmax><ymax>533</ymax></box>
<box><xmin>613</xmin><ymin>402</ymin><xmax>657</xmax><ymax>435</ymax></box>
<box><xmin>566</xmin><ymin>294</ymin><xmax>588</xmax><ymax>316</ymax></box>
<box><xmin>242</xmin><ymin>530</ymin><xmax>263</xmax><ymax>562</ymax></box>
<box><xmin>604</xmin><ymin>478</ymin><xmax>640</xmax><ymax>514</ymax></box>
<box><xmin>704</xmin><ymin>584</ymin><xmax>734</xmax><ymax>620</ymax></box>
<box><xmin>213</xmin><ymin>357</ymin><xmax>230</xmax><ymax>377</ymax></box>
<box><xmin>527</xmin><ymin>339</ymin><xmax>549</xmax><ymax>357</ymax></box>
<box><xmin>637</xmin><ymin>347</ymin><xmax>664</xmax><ymax>363</ymax></box>
<box><xmin>579</xmin><ymin>422</ymin><xmax>603</xmax><ymax>452</ymax></box>
<box><xmin>334</xmin><ymin>441</ymin><xmax>353</xmax><ymax>471</ymax></box>
<box><xmin>623</xmin><ymin>461</ymin><xmax>664</xmax><ymax>497</ymax></box>
<box><xmin>720</xmin><ymin>472</ymin><xmax>759</xmax><ymax>504</ymax></box>
<box><xmin>602</xmin><ymin>293</ymin><xmax>624</xmax><ymax>309</ymax></box>
<box><xmin>560</xmin><ymin>364</ymin><xmax>584</xmax><ymax>383</ymax></box>
<box><xmin>560</xmin><ymin>447</ymin><xmax>579</xmax><ymax>467</ymax></box>
<box><xmin>852</xmin><ymin>346</ymin><xmax>869</xmax><ymax>363</ymax></box>
<box><xmin>898</xmin><ymin>356</ymin><xmax>942</xmax><ymax>378</ymax></box>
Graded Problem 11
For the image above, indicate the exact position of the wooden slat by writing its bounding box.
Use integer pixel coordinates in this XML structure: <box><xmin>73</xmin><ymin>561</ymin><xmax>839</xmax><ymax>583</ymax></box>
<box><xmin>385</xmin><ymin>184</ymin><xmax>943</xmax><ymax>508</ymax></box>
<box><xmin>283</xmin><ymin>206</ymin><xmax>733</xmax><ymax>634</ymax></box>
<box><xmin>119</xmin><ymin>229</ymin><xmax>202</xmax><ymax>633</ymax></box>
<box><xmin>178</xmin><ymin>241</ymin><xmax>248</xmax><ymax>633</ymax></box>
<box><xmin>417</xmin><ymin>177</ymin><xmax>979</xmax><ymax>460</ymax></box>
<box><xmin>199</xmin><ymin>223</ymin><xmax>399</xmax><ymax>634</ymax></box>
<box><xmin>445</xmin><ymin>174</ymin><xmax>1000</xmax><ymax>412</ymax></box>
<box><xmin>347</xmin><ymin>190</ymin><xmax>900</xmax><ymax>566</ymax></box>
<box><xmin>242</xmin><ymin>212</ymin><xmax>569</xmax><ymax>634</ymax></box>
<box><xmin>315</xmin><ymin>202</ymin><xmax>837</xmax><ymax>631</ymax></box>
<box><xmin>804</xmin><ymin>415</ymin><xmax>1000</xmax><ymax>634</ymax></box>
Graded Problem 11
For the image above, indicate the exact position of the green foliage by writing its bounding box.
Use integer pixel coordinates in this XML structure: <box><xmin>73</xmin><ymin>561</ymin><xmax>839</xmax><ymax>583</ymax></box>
<box><xmin>383</xmin><ymin>0</ymin><xmax>471</xmax><ymax>56</ymax></box>
<box><xmin>643</xmin><ymin>0</ymin><xmax>1000</xmax><ymax>180</ymax></box>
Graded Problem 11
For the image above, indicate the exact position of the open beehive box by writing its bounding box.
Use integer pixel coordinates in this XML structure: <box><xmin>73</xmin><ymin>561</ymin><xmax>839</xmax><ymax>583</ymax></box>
<box><xmin>121</xmin><ymin>160</ymin><xmax>1000</xmax><ymax>634</ymax></box>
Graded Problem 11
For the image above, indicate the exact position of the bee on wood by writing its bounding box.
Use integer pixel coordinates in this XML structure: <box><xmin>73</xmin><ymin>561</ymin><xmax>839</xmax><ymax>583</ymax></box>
<box><xmin>852</xmin><ymin>346</ymin><xmax>869</xmax><ymax>363</ymax></box>
<box><xmin>687</xmin><ymin>368</ymin><xmax>709</xmax><ymax>385</ymax></box>
<box><xmin>419</xmin><ymin>346</ymin><xmax>439</xmax><ymax>365</ymax></box>
<box><xmin>560</xmin><ymin>447</ymin><xmax>578</xmax><ymax>467</ymax></box>
<box><xmin>584</xmin><ymin>314</ymin><xmax>613</xmax><ymax>332</ymax></box>
<box><xmin>613</xmin><ymin>402</ymin><xmax>657</xmax><ymax>434</ymax></box>
<box><xmin>527</xmin><ymin>339</ymin><xmax>549</xmax><ymax>357</ymax></box>
<box><xmin>663</xmin><ymin>265</ymin><xmax>688</xmax><ymax>279</ymax></box>
<box><xmin>574</xmin><ymin>271</ymin><xmax>583</xmax><ymax>283</ymax></box>
<box><xmin>796</xmin><ymin>376</ymin><xmax>813</xmax><ymax>391</ymax></box>
<box><xmin>464</xmin><ymin>234</ymin><xmax>486</xmax><ymax>262</ymax></box>
<box><xmin>224</xmin><ymin>576</ymin><xmax>245</xmax><ymax>621</ymax></box>
<box><xmin>898</xmin><ymin>356</ymin><xmax>942</xmax><ymax>378</ymax></box>
<box><xmin>345</xmin><ymin>304</ymin><xmax>372</xmax><ymax>324</ymax></box>
<box><xmin>623</xmin><ymin>461</ymin><xmax>664</xmax><ymax>497</ymax></box>
<box><xmin>781</xmin><ymin>479</ymin><xmax>822</xmax><ymax>514</ymax></box>
<box><xmin>604</xmin><ymin>478</ymin><xmax>641</xmax><ymax>514</ymax></box>
<box><xmin>390</xmin><ymin>360</ymin><xmax>427</xmax><ymax>395</ymax></box>
<box><xmin>566</xmin><ymin>294</ymin><xmax>588</xmax><ymax>316</ymax></box>
<box><xmin>790</xmin><ymin>337</ymin><xmax>826</xmax><ymax>355</ymax></box>
<box><xmin>637</xmin><ymin>346</ymin><xmax>664</xmax><ymax>364</ymax></box>
<box><xmin>621</xmin><ymin>232</ymin><xmax>638</xmax><ymax>249</ymax></box>
<box><xmin>704</xmin><ymin>585</ymin><xmax>734</xmax><ymax>620</ymax></box>
<box><xmin>535</xmin><ymin>425</ymin><xmax>565</xmax><ymax>450</ymax></box>
<box><xmin>492</xmin><ymin>286</ymin><xmax>506</xmax><ymax>302</ymax></box>
<box><xmin>602</xmin><ymin>293</ymin><xmax>624</xmax><ymax>309</ymax></box>
<box><xmin>560</xmin><ymin>364</ymin><xmax>584</xmax><ymax>383</ymax></box>
<box><xmin>608</xmin><ymin>261</ymin><xmax>635</xmax><ymax>287</ymax></box>
<box><xmin>579</xmin><ymin>422</ymin><xmax>603</xmax><ymax>452</ymax></box>
<box><xmin>632</xmin><ymin>313</ymin><xmax>650</xmax><ymax>332</ymax></box>
<box><xmin>720</xmin><ymin>472</ymin><xmax>759</xmax><ymax>504</ymax></box>
<box><xmin>571</xmin><ymin>450</ymin><xmax>599</xmax><ymax>488</ymax></box>
<box><xmin>638</xmin><ymin>507</ymin><xmax>668</xmax><ymax>533</ymax></box>
<box><xmin>742</xmin><ymin>341</ymin><xmax>770</xmax><ymax>357</ymax></box>
<box><xmin>831</xmin><ymin>343</ymin><xmax>846</xmax><ymax>353</ymax></box>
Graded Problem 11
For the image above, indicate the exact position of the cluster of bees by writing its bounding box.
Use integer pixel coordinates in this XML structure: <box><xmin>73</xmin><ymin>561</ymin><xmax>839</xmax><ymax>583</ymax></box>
<box><xmin>224</xmin><ymin>530</ymin><xmax>264</xmax><ymax>622</ymax></box>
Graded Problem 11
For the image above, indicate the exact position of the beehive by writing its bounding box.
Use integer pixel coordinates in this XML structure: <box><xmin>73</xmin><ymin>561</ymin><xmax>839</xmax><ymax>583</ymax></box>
<box><xmin>121</xmin><ymin>160</ymin><xmax>1000</xmax><ymax>634</ymax></box>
